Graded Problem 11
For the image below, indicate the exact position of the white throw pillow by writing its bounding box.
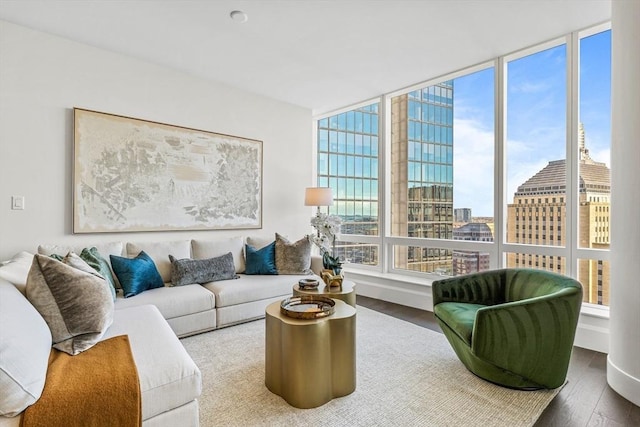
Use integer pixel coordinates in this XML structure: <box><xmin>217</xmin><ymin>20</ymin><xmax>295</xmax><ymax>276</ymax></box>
<box><xmin>126</xmin><ymin>240</ymin><xmax>191</xmax><ymax>283</ymax></box>
<box><xmin>192</xmin><ymin>237</ymin><xmax>245</xmax><ymax>273</ymax></box>
<box><xmin>0</xmin><ymin>280</ymin><xmax>52</xmax><ymax>416</ymax></box>
<box><xmin>0</xmin><ymin>251</ymin><xmax>34</xmax><ymax>294</ymax></box>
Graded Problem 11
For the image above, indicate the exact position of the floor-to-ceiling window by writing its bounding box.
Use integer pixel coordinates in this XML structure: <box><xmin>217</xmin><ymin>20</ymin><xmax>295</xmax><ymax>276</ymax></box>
<box><xmin>317</xmin><ymin>103</ymin><xmax>380</xmax><ymax>265</ymax></box>
<box><xmin>504</xmin><ymin>41</ymin><xmax>568</xmax><ymax>273</ymax></box>
<box><xmin>577</xmin><ymin>28</ymin><xmax>611</xmax><ymax>306</ymax></box>
<box><xmin>315</xmin><ymin>24</ymin><xmax>611</xmax><ymax>307</ymax></box>
<box><xmin>388</xmin><ymin>67</ymin><xmax>494</xmax><ymax>276</ymax></box>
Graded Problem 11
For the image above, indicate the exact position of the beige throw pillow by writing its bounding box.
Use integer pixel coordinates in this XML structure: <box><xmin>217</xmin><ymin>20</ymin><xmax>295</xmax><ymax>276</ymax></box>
<box><xmin>274</xmin><ymin>233</ymin><xmax>312</xmax><ymax>275</ymax></box>
<box><xmin>26</xmin><ymin>254</ymin><xmax>114</xmax><ymax>355</ymax></box>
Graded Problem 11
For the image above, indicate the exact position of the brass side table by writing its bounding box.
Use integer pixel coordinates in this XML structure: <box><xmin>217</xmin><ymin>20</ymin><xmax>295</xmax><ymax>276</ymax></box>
<box><xmin>293</xmin><ymin>279</ymin><xmax>356</xmax><ymax>308</ymax></box>
<box><xmin>264</xmin><ymin>299</ymin><xmax>356</xmax><ymax>409</ymax></box>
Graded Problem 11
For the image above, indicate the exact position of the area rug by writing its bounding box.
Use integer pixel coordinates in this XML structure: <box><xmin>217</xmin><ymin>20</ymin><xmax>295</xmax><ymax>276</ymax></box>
<box><xmin>181</xmin><ymin>306</ymin><xmax>560</xmax><ymax>426</ymax></box>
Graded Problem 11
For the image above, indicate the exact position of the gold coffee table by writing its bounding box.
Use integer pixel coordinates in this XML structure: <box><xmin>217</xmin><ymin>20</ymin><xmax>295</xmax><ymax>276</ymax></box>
<box><xmin>264</xmin><ymin>298</ymin><xmax>356</xmax><ymax>409</ymax></box>
<box><xmin>293</xmin><ymin>279</ymin><xmax>356</xmax><ymax>308</ymax></box>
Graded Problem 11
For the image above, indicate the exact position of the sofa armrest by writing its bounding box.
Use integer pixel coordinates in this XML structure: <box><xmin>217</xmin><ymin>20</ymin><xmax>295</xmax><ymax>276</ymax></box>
<box><xmin>432</xmin><ymin>269</ymin><xmax>507</xmax><ymax>306</ymax></box>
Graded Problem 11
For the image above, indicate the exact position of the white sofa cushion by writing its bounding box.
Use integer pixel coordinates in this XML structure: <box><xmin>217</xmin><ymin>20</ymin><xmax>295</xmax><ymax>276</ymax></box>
<box><xmin>192</xmin><ymin>237</ymin><xmax>245</xmax><ymax>273</ymax></box>
<box><xmin>38</xmin><ymin>241</ymin><xmax>123</xmax><ymax>260</ymax></box>
<box><xmin>0</xmin><ymin>280</ymin><xmax>52</xmax><ymax>417</ymax></box>
<box><xmin>102</xmin><ymin>305</ymin><xmax>201</xmax><ymax>421</ymax></box>
<box><xmin>203</xmin><ymin>273</ymin><xmax>312</xmax><ymax>308</ymax></box>
<box><xmin>0</xmin><ymin>252</ymin><xmax>34</xmax><ymax>294</ymax></box>
<box><xmin>246</xmin><ymin>235</ymin><xmax>274</xmax><ymax>250</ymax></box>
<box><xmin>115</xmin><ymin>284</ymin><xmax>215</xmax><ymax>320</ymax></box>
<box><xmin>126</xmin><ymin>240</ymin><xmax>191</xmax><ymax>283</ymax></box>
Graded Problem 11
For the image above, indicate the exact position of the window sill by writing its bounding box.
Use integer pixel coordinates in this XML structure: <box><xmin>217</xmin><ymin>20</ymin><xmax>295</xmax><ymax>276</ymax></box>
<box><xmin>346</xmin><ymin>265</ymin><xmax>610</xmax><ymax>318</ymax></box>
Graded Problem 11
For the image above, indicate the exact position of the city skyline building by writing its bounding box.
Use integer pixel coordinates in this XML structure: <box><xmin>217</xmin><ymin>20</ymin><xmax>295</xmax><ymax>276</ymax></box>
<box><xmin>454</xmin><ymin>208</ymin><xmax>472</xmax><ymax>223</ymax></box>
<box><xmin>452</xmin><ymin>220</ymin><xmax>493</xmax><ymax>276</ymax></box>
<box><xmin>391</xmin><ymin>81</ymin><xmax>454</xmax><ymax>272</ymax></box>
<box><xmin>453</xmin><ymin>222</ymin><xmax>494</xmax><ymax>242</ymax></box>
<box><xmin>506</xmin><ymin>124</ymin><xmax>610</xmax><ymax>304</ymax></box>
<box><xmin>316</xmin><ymin>103</ymin><xmax>380</xmax><ymax>265</ymax></box>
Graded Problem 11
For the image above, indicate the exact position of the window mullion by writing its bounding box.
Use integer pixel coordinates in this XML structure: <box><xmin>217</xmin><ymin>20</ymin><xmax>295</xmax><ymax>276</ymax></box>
<box><xmin>566</xmin><ymin>32</ymin><xmax>580</xmax><ymax>279</ymax></box>
<box><xmin>381</xmin><ymin>94</ymin><xmax>391</xmax><ymax>273</ymax></box>
<box><xmin>495</xmin><ymin>56</ymin><xmax>506</xmax><ymax>269</ymax></box>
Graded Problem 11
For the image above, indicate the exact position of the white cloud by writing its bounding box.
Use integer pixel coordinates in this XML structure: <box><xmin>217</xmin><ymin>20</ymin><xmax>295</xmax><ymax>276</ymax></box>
<box><xmin>453</xmin><ymin>118</ymin><xmax>557</xmax><ymax>213</ymax></box>
<box><xmin>512</xmin><ymin>80</ymin><xmax>549</xmax><ymax>94</ymax></box>
<box><xmin>453</xmin><ymin>118</ymin><xmax>494</xmax><ymax>216</ymax></box>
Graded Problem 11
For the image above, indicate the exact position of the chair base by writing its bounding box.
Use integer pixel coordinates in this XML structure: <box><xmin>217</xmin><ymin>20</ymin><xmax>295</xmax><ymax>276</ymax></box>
<box><xmin>436</xmin><ymin>318</ymin><xmax>561</xmax><ymax>390</ymax></box>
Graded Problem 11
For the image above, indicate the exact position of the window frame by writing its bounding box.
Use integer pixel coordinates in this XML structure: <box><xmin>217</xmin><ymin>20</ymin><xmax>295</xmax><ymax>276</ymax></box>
<box><xmin>312</xmin><ymin>22</ymin><xmax>612</xmax><ymax>310</ymax></box>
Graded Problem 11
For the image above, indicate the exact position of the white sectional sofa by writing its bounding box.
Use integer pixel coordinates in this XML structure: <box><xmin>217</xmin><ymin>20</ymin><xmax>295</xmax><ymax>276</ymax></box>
<box><xmin>0</xmin><ymin>235</ymin><xmax>322</xmax><ymax>427</ymax></box>
<box><xmin>36</xmin><ymin>236</ymin><xmax>322</xmax><ymax>336</ymax></box>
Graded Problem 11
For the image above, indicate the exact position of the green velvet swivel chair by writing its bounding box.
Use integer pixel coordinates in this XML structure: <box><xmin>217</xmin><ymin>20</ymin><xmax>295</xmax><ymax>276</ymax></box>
<box><xmin>432</xmin><ymin>268</ymin><xmax>583</xmax><ymax>390</ymax></box>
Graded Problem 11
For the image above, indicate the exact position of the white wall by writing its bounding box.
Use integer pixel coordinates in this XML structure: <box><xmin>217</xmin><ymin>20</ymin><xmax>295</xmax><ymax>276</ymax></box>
<box><xmin>0</xmin><ymin>20</ymin><xmax>313</xmax><ymax>260</ymax></box>
<box><xmin>608</xmin><ymin>0</ymin><xmax>640</xmax><ymax>407</ymax></box>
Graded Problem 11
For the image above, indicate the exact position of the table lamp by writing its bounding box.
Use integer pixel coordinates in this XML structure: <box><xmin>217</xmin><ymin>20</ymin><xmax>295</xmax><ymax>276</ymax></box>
<box><xmin>304</xmin><ymin>187</ymin><xmax>333</xmax><ymax>214</ymax></box>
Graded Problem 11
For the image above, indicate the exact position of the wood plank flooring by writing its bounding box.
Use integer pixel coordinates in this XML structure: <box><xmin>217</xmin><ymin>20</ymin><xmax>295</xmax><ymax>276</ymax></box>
<box><xmin>356</xmin><ymin>295</ymin><xmax>640</xmax><ymax>427</ymax></box>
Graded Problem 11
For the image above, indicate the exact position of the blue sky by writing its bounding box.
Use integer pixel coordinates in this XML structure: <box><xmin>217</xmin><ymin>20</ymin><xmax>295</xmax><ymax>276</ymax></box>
<box><xmin>452</xmin><ymin>30</ymin><xmax>611</xmax><ymax>217</ymax></box>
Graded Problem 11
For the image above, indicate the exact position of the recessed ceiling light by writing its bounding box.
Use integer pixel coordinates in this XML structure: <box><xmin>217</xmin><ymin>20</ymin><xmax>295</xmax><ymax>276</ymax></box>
<box><xmin>230</xmin><ymin>10</ymin><xmax>248</xmax><ymax>23</ymax></box>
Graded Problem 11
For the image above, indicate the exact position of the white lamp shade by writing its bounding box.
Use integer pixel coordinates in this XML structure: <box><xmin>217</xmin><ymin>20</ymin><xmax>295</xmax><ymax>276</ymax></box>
<box><xmin>304</xmin><ymin>187</ymin><xmax>334</xmax><ymax>206</ymax></box>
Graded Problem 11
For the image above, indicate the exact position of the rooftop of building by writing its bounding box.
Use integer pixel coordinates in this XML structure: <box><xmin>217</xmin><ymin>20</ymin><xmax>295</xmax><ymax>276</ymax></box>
<box><xmin>515</xmin><ymin>125</ymin><xmax>610</xmax><ymax>197</ymax></box>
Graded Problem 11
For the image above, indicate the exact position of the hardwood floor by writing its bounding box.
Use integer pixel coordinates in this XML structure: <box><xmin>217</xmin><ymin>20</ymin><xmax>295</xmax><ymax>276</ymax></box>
<box><xmin>356</xmin><ymin>295</ymin><xmax>640</xmax><ymax>427</ymax></box>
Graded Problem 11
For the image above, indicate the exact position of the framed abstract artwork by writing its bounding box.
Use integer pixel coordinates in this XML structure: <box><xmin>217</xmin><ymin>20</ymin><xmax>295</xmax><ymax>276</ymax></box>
<box><xmin>73</xmin><ymin>108</ymin><xmax>262</xmax><ymax>233</ymax></box>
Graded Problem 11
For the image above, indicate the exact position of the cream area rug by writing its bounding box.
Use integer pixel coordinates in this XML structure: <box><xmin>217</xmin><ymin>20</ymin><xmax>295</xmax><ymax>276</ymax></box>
<box><xmin>180</xmin><ymin>306</ymin><xmax>560</xmax><ymax>427</ymax></box>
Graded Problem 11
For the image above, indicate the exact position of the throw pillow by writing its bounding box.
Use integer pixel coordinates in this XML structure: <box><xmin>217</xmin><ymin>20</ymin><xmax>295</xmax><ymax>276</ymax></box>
<box><xmin>126</xmin><ymin>240</ymin><xmax>191</xmax><ymax>284</ymax></box>
<box><xmin>169</xmin><ymin>252</ymin><xmax>239</xmax><ymax>286</ymax></box>
<box><xmin>25</xmin><ymin>254</ymin><xmax>114</xmax><ymax>356</ymax></box>
<box><xmin>274</xmin><ymin>233</ymin><xmax>312</xmax><ymax>275</ymax></box>
<box><xmin>192</xmin><ymin>237</ymin><xmax>245</xmax><ymax>273</ymax></box>
<box><xmin>38</xmin><ymin>241</ymin><xmax>123</xmax><ymax>288</ymax></box>
<box><xmin>79</xmin><ymin>247</ymin><xmax>117</xmax><ymax>301</ymax></box>
<box><xmin>0</xmin><ymin>251</ymin><xmax>34</xmax><ymax>294</ymax></box>
<box><xmin>45</xmin><ymin>248</ymin><xmax>118</xmax><ymax>301</ymax></box>
<box><xmin>110</xmin><ymin>251</ymin><xmax>164</xmax><ymax>298</ymax></box>
<box><xmin>245</xmin><ymin>242</ymin><xmax>278</xmax><ymax>275</ymax></box>
<box><xmin>0</xmin><ymin>280</ymin><xmax>51</xmax><ymax>416</ymax></box>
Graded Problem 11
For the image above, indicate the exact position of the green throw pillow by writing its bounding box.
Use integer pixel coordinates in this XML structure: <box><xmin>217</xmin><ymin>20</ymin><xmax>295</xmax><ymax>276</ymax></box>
<box><xmin>80</xmin><ymin>247</ymin><xmax>117</xmax><ymax>301</ymax></box>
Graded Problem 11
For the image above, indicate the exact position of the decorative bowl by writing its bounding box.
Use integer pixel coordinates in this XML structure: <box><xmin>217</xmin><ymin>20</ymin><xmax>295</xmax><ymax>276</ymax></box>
<box><xmin>280</xmin><ymin>296</ymin><xmax>335</xmax><ymax>319</ymax></box>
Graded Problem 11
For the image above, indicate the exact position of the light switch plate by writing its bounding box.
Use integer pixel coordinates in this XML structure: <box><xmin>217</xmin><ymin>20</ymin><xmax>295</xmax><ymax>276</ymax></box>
<box><xmin>11</xmin><ymin>196</ymin><xmax>25</xmax><ymax>210</ymax></box>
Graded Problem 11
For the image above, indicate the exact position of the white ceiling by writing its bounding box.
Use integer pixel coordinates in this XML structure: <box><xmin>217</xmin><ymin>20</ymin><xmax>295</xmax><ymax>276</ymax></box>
<box><xmin>0</xmin><ymin>0</ymin><xmax>611</xmax><ymax>115</ymax></box>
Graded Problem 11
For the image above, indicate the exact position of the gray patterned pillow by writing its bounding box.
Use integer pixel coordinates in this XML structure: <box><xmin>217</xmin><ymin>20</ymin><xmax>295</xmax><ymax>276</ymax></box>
<box><xmin>169</xmin><ymin>252</ymin><xmax>239</xmax><ymax>286</ymax></box>
<box><xmin>274</xmin><ymin>233</ymin><xmax>312</xmax><ymax>275</ymax></box>
<box><xmin>25</xmin><ymin>254</ymin><xmax>114</xmax><ymax>355</ymax></box>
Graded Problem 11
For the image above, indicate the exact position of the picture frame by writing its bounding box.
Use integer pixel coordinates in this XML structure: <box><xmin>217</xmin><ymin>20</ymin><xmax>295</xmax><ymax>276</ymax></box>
<box><xmin>73</xmin><ymin>108</ymin><xmax>262</xmax><ymax>233</ymax></box>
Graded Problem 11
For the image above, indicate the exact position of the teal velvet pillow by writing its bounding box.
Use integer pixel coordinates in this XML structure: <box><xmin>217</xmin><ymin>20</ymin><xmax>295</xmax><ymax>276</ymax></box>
<box><xmin>110</xmin><ymin>251</ymin><xmax>164</xmax><ymax>298</ymax></box>
<box><xmin>245</xmin><ymin>242</ymin><xmax>277</xmax><ymax>275</ymax></box>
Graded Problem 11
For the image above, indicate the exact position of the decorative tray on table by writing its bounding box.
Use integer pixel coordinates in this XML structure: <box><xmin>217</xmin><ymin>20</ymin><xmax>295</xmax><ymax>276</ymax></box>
<box><xmin>280</xmin><ymin>296</ymin><xmax>335</xmax><ymax>319</ymax></box>
<box><xmin>298</xmin><ymin>278</ymin><xmax>320</xmax><ymax>290</ymax></box>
